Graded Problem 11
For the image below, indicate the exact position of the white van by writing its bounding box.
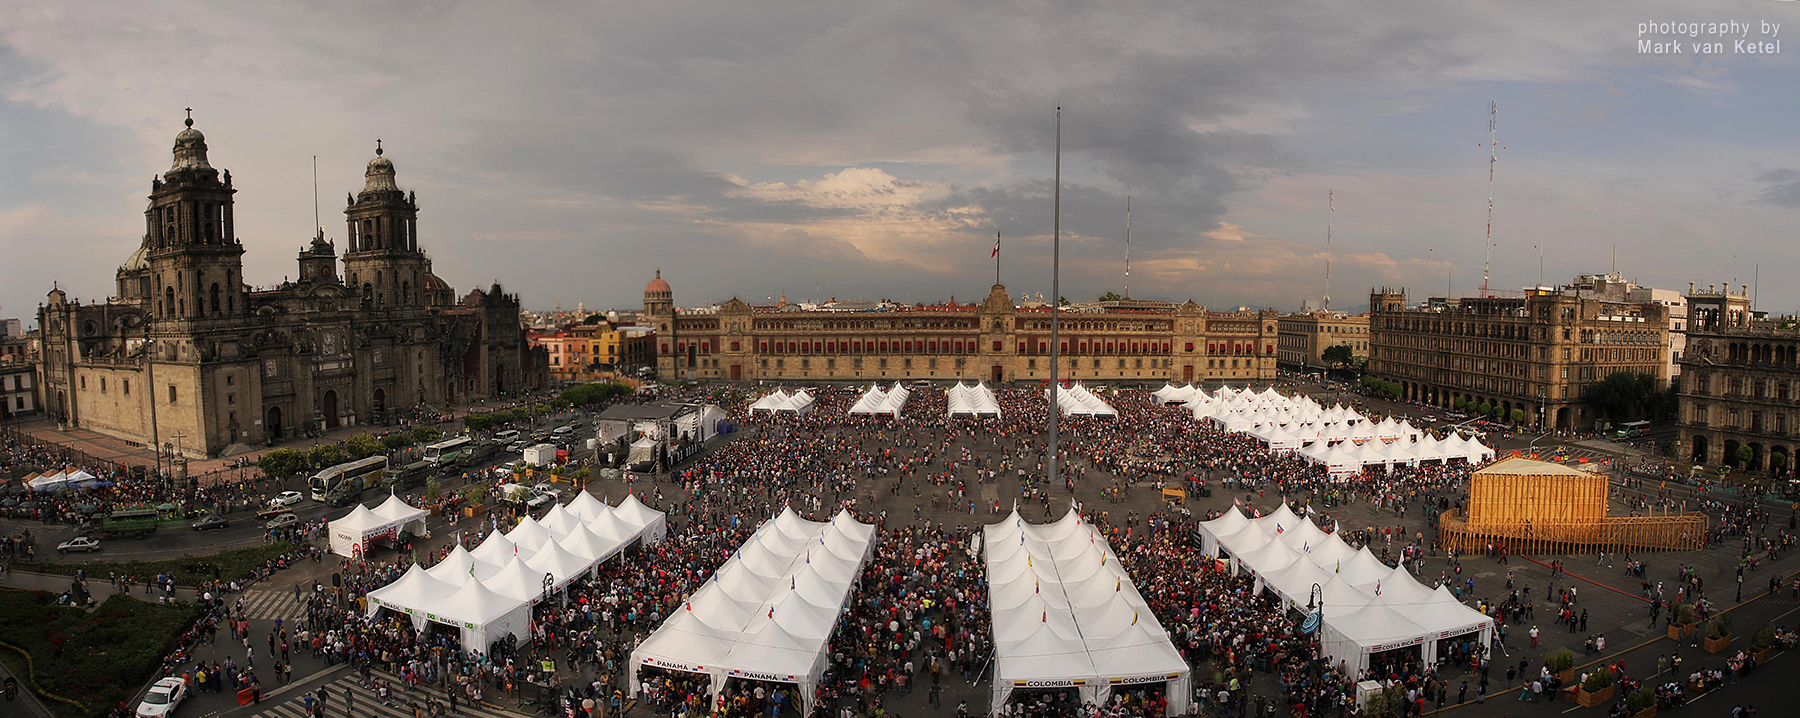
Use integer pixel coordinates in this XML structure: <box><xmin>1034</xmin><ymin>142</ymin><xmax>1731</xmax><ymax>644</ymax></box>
<box><xmin>492</xmin><ymin>429</ymin><xmax>520</xmax><ymax>445</ymax></box>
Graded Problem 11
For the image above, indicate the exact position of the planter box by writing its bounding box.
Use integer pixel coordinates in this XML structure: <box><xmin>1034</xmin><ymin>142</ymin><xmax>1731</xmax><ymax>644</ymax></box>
<box><xmin>1561</xmin><ymin>686</ymin><xmax>1580</xmax><ymax>704</ymax></box>
<box><xmin>1667</xmin><ymin>623</ymin><xmax>1696</xmax><ymax>641</ymax></box>
<box><xmin>1753</xmin><ymin>646</ymin><xmax>1775</xmax><ymax>664</ymax></box>
<box><xmin>1632</xmin><ymin>707</ymin><xmax>1657</xmax><ymax>718</ymax></box>
<box><xmin>1704</xmin><ymin>634</ymin><xmax>1732</xmax><ymax>654</ymax></box>
<box><xmin>1555</xmin><ymin>668</ymin><xmax>1576</xmax><ymax>685</ymax></box>
<box><xmin>1577</xmin><ymin>685</ymin><xmax>1615</xmax><ymax>708</ymax></box>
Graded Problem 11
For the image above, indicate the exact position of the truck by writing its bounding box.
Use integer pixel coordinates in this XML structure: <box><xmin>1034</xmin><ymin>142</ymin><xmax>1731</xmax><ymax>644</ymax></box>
<box><xmin>523</xmin><ymin>443</ymin><xmax>560</xmax><ymax>467</ymax></box>
<box><xmin>457</xmin><ymin>440</ymin><xmax>504</xmax><ymax>467</ymax></box>
<box><xmin>324</xmin><ymin>471</ymin><xmax>374</xmax><ymax>507</ymax></box>
<box><xmin>382</xmin><ymin>459</ymin><xmax>437</xmax><ymax>493</ymax></box>
<box><xmin>84</xmin><ymin>506</ymin><xmax>160</xmax><ymax>539</ymax></box>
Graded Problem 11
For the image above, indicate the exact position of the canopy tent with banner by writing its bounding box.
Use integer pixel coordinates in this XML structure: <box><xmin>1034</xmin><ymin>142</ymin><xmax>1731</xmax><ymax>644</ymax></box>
<box><xmin>947</xmin><ymin>381</ymin><xmax>1002</xmax><ymax>417</ymax></box>
<box><xmin>629</xmin><ymin>508</ymin><xmax>875</xmax><ymax>717</ymax></box>
<box><xmin>984</xmin><ymin>508</ymin><xmax>1191</xmax><ymax>714</ymax></box>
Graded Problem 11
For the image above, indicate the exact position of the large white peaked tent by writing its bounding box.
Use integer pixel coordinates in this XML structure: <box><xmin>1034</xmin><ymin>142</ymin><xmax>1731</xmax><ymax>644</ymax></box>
<box><xmin>629</xmin><ymin>508</ymin><xmax>875</xmax><ymax>716</ymax></box>
<box><xmin>984</xmin><ymin>508</ymin><xmax>1190</xmax><ymax>713</ymax></box>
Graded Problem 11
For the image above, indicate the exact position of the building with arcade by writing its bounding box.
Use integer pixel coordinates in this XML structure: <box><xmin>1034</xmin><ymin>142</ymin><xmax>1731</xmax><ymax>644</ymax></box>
<box><xmin>643</xmin><ymin>274</ymin><xmax>1280</xmax><ymax>385</ymax></box>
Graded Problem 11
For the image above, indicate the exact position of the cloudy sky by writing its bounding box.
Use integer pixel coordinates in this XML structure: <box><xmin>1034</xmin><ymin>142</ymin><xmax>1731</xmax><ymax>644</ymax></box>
<box><xmin>4</xmin><ymin>0</ymin><xmax>1798</xmax><ymax>322</ymax></box>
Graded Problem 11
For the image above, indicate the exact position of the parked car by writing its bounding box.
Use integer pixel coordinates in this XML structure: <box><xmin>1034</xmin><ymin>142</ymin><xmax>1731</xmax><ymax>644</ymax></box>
<box><xmin>135</xmin><ymin>676</ymin><xmax>187</xmax><ymax>718</ymax></box>
<box><xmin>271</xmin><ymin>490</ymin><xmax>305</xmax><ymax>507</ymax></box>
<box><xmin>265</xmin><ymin>513</ymin><xmax>300</xmax><ymax>530</ymax></box>
<box><xmin>190</xmin><ymin>516</ymin><xmax>229</xmax><ymax>531</ymax></box>
<box><xmin>505</xmin><ymin>441</ymin><xmax>530</xmax><ymax>453</ymax></box>
<box><xmin>525</xmin><ymin>491</ymin><xmax>555</xmax><ymax>510</ymax></box>
<box><xmin>58</xmin><ymin>536</ymin><xmax>102</xmax><ymax>553</ymax></box>
<box><xmin>532</xmin><ymin>483</ymin><xmax>563</xmax><ymax>501</ymax></box>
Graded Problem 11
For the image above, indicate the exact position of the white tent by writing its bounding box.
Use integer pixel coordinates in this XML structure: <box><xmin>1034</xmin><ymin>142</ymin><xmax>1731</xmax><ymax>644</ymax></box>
<box><xmin>328</xmin><ymin>504</ymin><xmax>416</xmax><ymax>559</ymax></box>
<box><xmin>614</xmin><ymin>493</ymin><xmax>669</xmax><ymax>544</ymax></box>
<box><xmin>469</xmin><ymin>532</ymin><xmax>519</xmax><ymax>567</ymax></box>
<box><xmin>26</xmin><ymin>471</ymin><xmax>69</xmax><ymax>492</ymax></box>
<box><xmin>1150</xmin><ymin>383</ymin><xmax>1202</xmax><ymax>406</ymax></box>
<box><xmin>748</xmin><ymin>389</ymin><xmax>792</xmax><ymax>414</ymax></box>
<box><xmin>1050</xmin><ymin>382</ymin><xmax>1117</xmax><ymax>417</ymax></box>
<box><xmin>947</xmin><ymin>381</ymin><xmax>1002</xmax><ymax>417</ymax></box>
<box><xmin>426</xmin><ymin>545</ymin><xmax>487</xmax><ymax>586</ymax></box>
<box><xmin>422</xmin><ymin>573</ymin><xmax>534</xmax><ymax>655</ymax></box>
<box><xmin>849</xmin><ymin>383</ymin><xmax>909</xmax><ymax>417</ymax></box>
<box><xmin>365</xmin><ymin>564</ymin><xmax>457</xmax><ymax>630</ymax></box>
<box><xmin>372</xmin><ymin>494</ymin><xmax>428</xmax><ymax>533</ymax></box>
<box><xmin>629</xmin><ymin>508</ymin><xmax>875</xmax><ymax>716</ymax></box>
<box><xmin>984</xmin><ymin>509</ymin><xmax>1190</xmax><ymax>714</ymax></box>
<box><xmin>1194</xmin><ymin>506</ymin><xmax>1249</xmax><ymax>557</ymax></box>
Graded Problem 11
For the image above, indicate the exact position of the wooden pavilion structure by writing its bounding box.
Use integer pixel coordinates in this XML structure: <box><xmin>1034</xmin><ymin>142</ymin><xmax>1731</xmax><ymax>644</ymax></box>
<box><xmin>1439</xmin><ymin>456</ymin><xmax>1706</xmax><ymax>554</ymax></box>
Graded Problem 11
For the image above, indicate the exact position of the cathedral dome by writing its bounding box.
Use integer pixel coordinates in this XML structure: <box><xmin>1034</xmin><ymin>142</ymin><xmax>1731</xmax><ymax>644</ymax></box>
<box><xmin>363</xmin><ymin>141</ymin><xmax>398</xmax><ymax>193</ymax></box>
<box><xmin>645</xmin><ymin>269</ymin><xmax>670</xmax><ymax>294</ymax></box>
<box><xmin>122</xmin><ymin>244</ymin><xmax>150</xmax><ymax>272</ymax></box>
<box><xmin>169</xmin><ymin>115</ymin><xmax>213</xmax><ymax>172</ymax></box>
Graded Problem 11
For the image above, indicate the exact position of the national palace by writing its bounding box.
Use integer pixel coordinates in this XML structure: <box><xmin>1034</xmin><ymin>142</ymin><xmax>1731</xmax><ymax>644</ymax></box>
<box><xmin>643</xmin><ymin>274</ymin><xmax>1279</xmax><ymax>385</ymax></box>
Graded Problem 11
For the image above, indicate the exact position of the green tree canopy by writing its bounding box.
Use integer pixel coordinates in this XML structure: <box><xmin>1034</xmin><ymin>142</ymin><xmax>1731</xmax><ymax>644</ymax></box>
<box><xmin>257</xmin><ymin>448</ymin><xmax>308</xmax><ymax>479</ymax></box>
<box><xmin>1097</xmin><ymin>291</ymin><xmax>1123</xmax><ymax>302</ymax></box>
<box><xmin>306</xmin><ymin>442</ymin><xmax>345</xmax><ymax>469</ymax></box>
<box><xmin>561</xmin><ymin>382</ymin><xmax>631</xmax><ymax>407</ymax></box>
<box><xmin>343</xmin><ymin>433</ymin><xmax>382</xmax><ymax>460</ymax></box>
<box><xmin>1583</xmin><ymin>371</ymin><xmax>1667</xmax><ymax>423</ymax></box>
<box><xmin>1321</xmin><ymin>344</ymin><xmax>1355</xmax><ymax>368</ymax></box>
<box><xmin>410</xmin><ymin>425</ymin><xmax>443</xmax><ymax>444</ymax></box>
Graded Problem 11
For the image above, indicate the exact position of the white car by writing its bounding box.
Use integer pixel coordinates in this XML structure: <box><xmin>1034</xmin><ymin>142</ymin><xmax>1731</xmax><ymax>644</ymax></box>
<box><xmin>532</xmin><ymin>483</ymin><xmax>562</xmax><ymax>501</ymax></box>
<box><xmin>58</xmin><ymin>536</ymin><xmax>102</xmax><ymax>553</ymax></box>
<box><xmin>136</xmin><ymin>676</ymin><xmax>186</xmax><ymax>718</ymax></box>
<box><xmin>271</xmin><ymin>490</ymin><xmax>305</xmax><ymax>506</ymax></box>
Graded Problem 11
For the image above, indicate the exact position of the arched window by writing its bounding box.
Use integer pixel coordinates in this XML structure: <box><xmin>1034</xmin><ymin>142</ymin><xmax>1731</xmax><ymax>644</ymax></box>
<box><xmin>209</xmin><ymin>283</ymin><xmax>221</xmax><ymax>315</ymax></box>
<box><xmin>165</xmin><ymin>287</ymin><xmax>176</xmax><ymax>317</ymax></box>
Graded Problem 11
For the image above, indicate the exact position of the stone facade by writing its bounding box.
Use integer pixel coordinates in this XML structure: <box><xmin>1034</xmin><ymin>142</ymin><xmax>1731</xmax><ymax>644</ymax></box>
<box><xmin>1276</xmin><ymin>312</ymin><xmax>1369</xmax><ymax>371</ymax></box>
<box><xmin>1367</xmin><ymin>286</ymin><xmax>1669</xmax><ymax>431</ymax></box>
<box><xmin>647</xmin><ymin>277</ymin><xmax>1279</xmax><ymax>385</ymax></box>
<box><xmin>1676</xmin><ymin>285</ymin><xmax>1797</xmax><ymax>473</ymax></box>
<box><xmin>35</xmin><ymin>119</ymin><xmax>547</xmax><ymax>458</ymax></box>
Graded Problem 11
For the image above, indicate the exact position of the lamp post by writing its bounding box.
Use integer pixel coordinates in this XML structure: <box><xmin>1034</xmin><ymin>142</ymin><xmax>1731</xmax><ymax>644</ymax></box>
<box><xmin>135</xmin><ymin>319</ymin><xmax>163</xmax><ymax>485</ymax></box>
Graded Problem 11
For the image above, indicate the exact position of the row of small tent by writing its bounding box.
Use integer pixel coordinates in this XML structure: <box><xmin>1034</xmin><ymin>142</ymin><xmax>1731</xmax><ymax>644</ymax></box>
<box><xmin>1284</xmin><ymin>431</ymin><xmax>1495</xmax><ymax>474</ymax></box>
<box><xmin>1151</xmin><ymin>383</ymin><xmax>1287</xmax><ymax>407</ymax></box>
<box><xmin>1215</xmin><ymin>413</ymin><xmax>1423</xmax><ymax>445</ymax></box>
<box><xmin>948</xmin><ymin>381</ymin><xmax>1003</xmax><ymax>417</ymax></box>
<box><xmin>849</xmin><ymin>383</ymin><xmax>911</xmax><ymax>417</ymax></box>
<box><xmin>1048</xmin><ymin>382</ymin><xmax>1117</xmax><ymax>416</ymax></box>
<box><xmin>1195</xmin><ymin>504</ymin><xmax>1494</xmax><ymax>676</ymax></box>
<box><xmin>24</xmin><ymin>468</ymin><xmax>102</xmax><ymax>492</ymax></box>
<box><xmin>749</xmin><ymin>389</ymin><xmax>817</xmax><ymax>414</ymax></box>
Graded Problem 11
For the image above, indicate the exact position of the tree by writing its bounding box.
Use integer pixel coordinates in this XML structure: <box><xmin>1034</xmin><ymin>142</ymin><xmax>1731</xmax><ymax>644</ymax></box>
<box><xmin>1097</xmin><ymin>291</ymin><xmax>1123</xmax><ymax>302</ymax></box>
<box><xmin>410</xmin><ymin>426</ymin><xmax>443</xmax><ymax>444</ymax></box>
<box><xmin>258</xmin><ymin>448</ymin><xmax>308</xmax><ymax>479</ymax></box>
<box><xmin>1476</xmin><ymin>402</ymin><xmax>1492</xmax><ymax>416</ymax></box>
<box><xmin>583</xmin><ymin>313</ymin><xmax>604</xmax><ymax>325</ymax></box>
<box><xmin>1453</xmin><ymin>397</ymin><xmax>1468</xmax><ymax>411</ymax></box>
<box><xmin>1058</xmin><ymin>296</ymin><xmax>1071</xmax><ymax>306</ymax></box>
<box><xmin>1510</xmin><ymin>408</ymin><xmax>1527</xmax><ymax>424</ymax></box>
<box><xmin>1731</xmin><ymin>445</ymin><xmax>1753</xmax><ymax>468</ymax></box>
<box><xmin>383</xmin><ymin>433</ymin><xmax>414</xmax><ymax>451</ymax></box>
<box><xmin>1321</xmin><ymin>344</ymin><xmax>1355</xmax><ymax>371</ymax></box>
<box><xmin>1583</xmin><ymin>371</ymin><xmax>1662</xmax><ymax>423</ymax></box>
<box><xmin>306</xmin><ymin>442</ymin><xmax>345</xmax><ymax>469</ymax></box>
<box><xmin>562</xmin><ymin>382</ymin><xmax>630</xmax><ymax>407</ymax></box>
<box><xmin>1771</xmin><ymin>452</ymin><xmax>1789</xmax><ymax>473</ymax></box>
<box><xmin>1490</xmin><ymin>405</ymin><xmax>1506</xmax><ymax>420</ymax></box>
<box><xmin>344</xmin><ymin>433</ymin><xmax>382</xmax><ymax>460</ymax></box>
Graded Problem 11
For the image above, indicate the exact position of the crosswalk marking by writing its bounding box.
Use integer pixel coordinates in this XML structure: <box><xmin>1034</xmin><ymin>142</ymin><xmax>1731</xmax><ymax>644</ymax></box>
<box><xmin>246</xmin><ymin>671</ymin><xmax>526</xmax><ymax>718</ymax></box>
<box><xmin>237</xmin><ymin>589</ymin><xmax>304</xmax><ymax>622</ymax></box>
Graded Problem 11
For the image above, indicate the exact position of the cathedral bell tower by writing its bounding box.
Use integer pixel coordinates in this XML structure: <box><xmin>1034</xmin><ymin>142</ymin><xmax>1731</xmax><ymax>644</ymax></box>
<box><xmin>143</xmin><ymin>111</ymin><xmax>247</xmax><ymax>322</ymax></box>
<box><xmin>342</xmin><ymin>141</ymin><xmax>428</xmax><ymax>309</ymax></box>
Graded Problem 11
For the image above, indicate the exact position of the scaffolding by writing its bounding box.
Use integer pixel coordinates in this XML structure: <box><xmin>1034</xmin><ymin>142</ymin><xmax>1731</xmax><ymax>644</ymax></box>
<box><xmin>1440</xmin><ymin>456</ymin><xmax>1708</xmax><ymax>554</ymax></box>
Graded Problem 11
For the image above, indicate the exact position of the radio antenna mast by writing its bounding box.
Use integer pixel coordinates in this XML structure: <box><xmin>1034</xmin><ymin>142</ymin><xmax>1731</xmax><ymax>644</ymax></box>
<box><xmin>1482</xmin><ymin>96</ymin><xmax>1504</xmax><ymax>297</ymax></box>
<box><xmin>1123</xmin><ymin>195</ymin><xmax>1131</xmax><ymax>300</ymax></box>
<box><xmin>312</xmin><ymin>155</ymin><xmax>321</xmax><ymax>238</ymax></box>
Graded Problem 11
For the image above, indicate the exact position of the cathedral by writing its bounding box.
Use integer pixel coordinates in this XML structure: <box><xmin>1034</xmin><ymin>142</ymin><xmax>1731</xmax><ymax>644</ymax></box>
<box><xmin>36</xmin><ymin>116</ymin><xmax>547</xmax><ymax>458</ymax></box>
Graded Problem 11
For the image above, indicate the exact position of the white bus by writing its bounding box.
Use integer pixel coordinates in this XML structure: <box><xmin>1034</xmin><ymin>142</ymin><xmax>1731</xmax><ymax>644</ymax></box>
<box><xmin>309</xmin><ymin>456</ymin><xmax>390</xmax><ymax>503</ymax></box>
<box><xmin>422</xmin><ymin>436</ymin><xmax>474</xmax><ymax>466</ymax></box>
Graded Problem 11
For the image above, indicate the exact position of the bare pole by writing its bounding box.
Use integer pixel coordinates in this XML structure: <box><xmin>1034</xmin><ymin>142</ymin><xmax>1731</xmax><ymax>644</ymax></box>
<box><xmin>1049</xmin><ymin>106</ymin><xmax>1062</xmax><ymax>489</ymax></box>
<box><xmin>1483</xmin><ymin>97</ymin><xmax>1500</xmax><ymax>297</ymax></box>
<box><xmin>313</xmin><ymin>155</ymin><xmax>320</xmax><ymax>238</ymax></box>
<box><xmin>1325</xmin><ymin>190</ymin><xmax>1333</xmax><ymax>311</ymax></box>
<box><xmin>1123</xmin><ymin>195</ymin><xmax>1131</xmax><ymax>300</ymax></box>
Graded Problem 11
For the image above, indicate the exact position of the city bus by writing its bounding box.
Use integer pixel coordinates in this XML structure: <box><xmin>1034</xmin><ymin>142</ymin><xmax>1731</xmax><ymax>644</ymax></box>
<box><xmin>422</xmin><ymin>436</ymin><xmax>474</xmax><ymax>466</ymax></box>
<box><xmin>308</xmin><ymin>456</ymin><xmax>390</xmax><ymax>502</ymax></box>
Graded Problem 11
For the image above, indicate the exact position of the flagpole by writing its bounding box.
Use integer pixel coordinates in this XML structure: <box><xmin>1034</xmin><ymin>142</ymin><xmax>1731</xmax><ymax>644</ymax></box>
<box><xmin>1049</xmin><ymin>106</ymin><xmax>1062</xmax><ymax>490</ymax></box>
<box><xmin>996</xmin><ymin>229</ymin><xmax>1002</xmax><ymax>286</ymax></box>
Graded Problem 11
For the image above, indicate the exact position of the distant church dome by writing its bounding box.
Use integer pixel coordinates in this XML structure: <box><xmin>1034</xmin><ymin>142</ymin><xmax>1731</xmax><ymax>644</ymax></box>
<box><xmin>645</xmin><ymin>269</ymin><xmax>670</xmax><ymax>294</ymax></box>
<box><xmin>363</xmin><ymin>140</ymin><xmax>398</xmax><ymax>193</ymax></box>
<box><xmin>122</xmin><ymin>244</ymin><xmax>150</xmax><ymax>272</ymax></box>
